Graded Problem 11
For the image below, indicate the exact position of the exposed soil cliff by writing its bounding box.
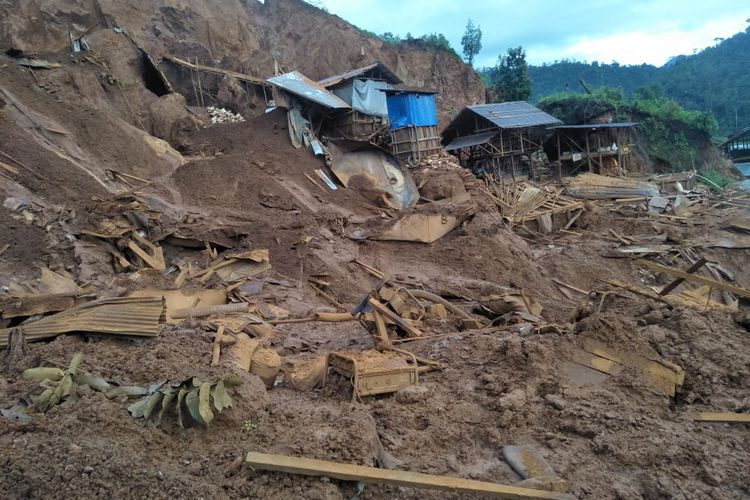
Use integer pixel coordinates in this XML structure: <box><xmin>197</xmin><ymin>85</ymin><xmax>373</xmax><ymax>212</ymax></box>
<box><xmin>0</xmin><ymin>0</ymin><xmax>484</xmax><ymax>121</ymax></box>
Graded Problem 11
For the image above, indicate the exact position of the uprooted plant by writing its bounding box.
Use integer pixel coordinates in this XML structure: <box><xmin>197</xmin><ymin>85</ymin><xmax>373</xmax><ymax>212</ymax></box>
<box><xmin>19</xmin><ymin>352</ymin><xmax>242</xmax><ymax>428</ymax></box>
<box><xmin>127</xmin><ymin>374</ymin><xmax>242</xmax><ymax>428</ymax></box>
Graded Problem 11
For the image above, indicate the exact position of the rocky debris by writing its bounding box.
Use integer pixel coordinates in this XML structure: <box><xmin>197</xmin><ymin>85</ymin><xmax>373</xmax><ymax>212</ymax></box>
<box><xmin>207</xmin><ymin>106</ymin><xmax>245</xmax><ymax>124</ymax></box>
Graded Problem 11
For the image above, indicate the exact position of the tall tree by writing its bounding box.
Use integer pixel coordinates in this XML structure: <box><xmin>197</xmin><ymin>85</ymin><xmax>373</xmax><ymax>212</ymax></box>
<box><xmin>490</xmin><ymin>46</ymin><xmax>532</xmax><ymax>102</ymax></box>
<box><xmin>461</xmin><ymin>19</ymin><xmax>482</xmax><ymax>65</ymax></box>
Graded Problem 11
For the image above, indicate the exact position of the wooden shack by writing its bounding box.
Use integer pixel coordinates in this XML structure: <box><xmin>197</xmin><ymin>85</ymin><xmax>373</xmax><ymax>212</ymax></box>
<box><xmin>384</xmin><ymin>88</ymin><xmax>441</xmax><ymax>165</ymax></box>
<box><xmin>548</xmin><ymin>122</ymin><xmax>638</xmax><ymax>179</ymax></box>
<box><xmin>319</xmin><ymin>61</ymin><xmax>402</xmax><ymax>140</ymax></box>
<box><xmin>441</xmin><ymin>102</ymin><xmax>561</xmax><ymax>179</ymax></box>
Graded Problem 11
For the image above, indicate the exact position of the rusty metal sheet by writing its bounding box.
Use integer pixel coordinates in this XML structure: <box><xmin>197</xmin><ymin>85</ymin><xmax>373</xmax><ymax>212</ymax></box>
<box><xmin>327</xmin><ymin>142</ymin><xmax>418</xmax><ymax>210</ymax></box>
<box><xmin>267</xmin><ymin>72</ymin><xmax>350</xmax><ymax>109</ymax></box>
<box><xmin>0</xmin><ymin>296</ymin><xmax>165</xmax><ymax>346</ymax></box>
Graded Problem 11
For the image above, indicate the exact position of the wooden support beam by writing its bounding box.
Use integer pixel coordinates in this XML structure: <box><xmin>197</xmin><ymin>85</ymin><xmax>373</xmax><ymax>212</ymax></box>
<box><xmin>163</xmin><ymin>55</ymin><xmax>270</xmax><ymax>87</ymax></box>
<box><xmin>659</xmin><ymin>258</ymin><xmax>707</xmax><ymax>296</ymax></box>
<box><xmin>245</xmin><ymin>452</ymin><xmax>575</xmax><ymax>499</ymax></box>
<box><xmin>637</xmin><ymin>259</ymin><xmax>750</xmax><ymax>299</ymax></box>
<box><xmin>692</xmin><ymin>412</ymin><xmax>750</xmax><ymax>424</ymax></box>
<box><xmin>367</xmin><ymin>297</ymin><xmax>423</xmax><ymax>338</ymax></box>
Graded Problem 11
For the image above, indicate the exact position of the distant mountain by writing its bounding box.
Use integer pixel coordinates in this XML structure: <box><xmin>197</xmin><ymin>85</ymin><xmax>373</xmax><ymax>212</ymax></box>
<box><xmin>528</xmin><ymin>26</ymin><xmax>750</xmax><ymax>136</ymax></box>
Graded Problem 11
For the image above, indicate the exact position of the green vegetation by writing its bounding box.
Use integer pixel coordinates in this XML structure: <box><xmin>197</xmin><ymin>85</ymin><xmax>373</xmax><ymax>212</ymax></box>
<box><xmin>528</xmin><ymin>25</ymin><xmax>750</xmax><ymax>136</ymax></box>
<box><xmin>461</xmin><ymin>19</ymin><xmax>482</xmax><ymax>66</ymax></box>
<box><xmin>698</xmin><ymin>169</ymin><xmax>734</xmax><ymax>190</ymax></box>
<box><xmin>537</xmin><ymin>87</ymin><xmax>719</xmax><ymax>172</ymax></box>
<box><xmin>356</xmin><ymin>29</ymin><xmax>462</xmax><ymax>60</ymax></box>
<box><xmin>486</xmin><ymin>46</ymin><xmax>532</xmax><ymax>102</ymax></box>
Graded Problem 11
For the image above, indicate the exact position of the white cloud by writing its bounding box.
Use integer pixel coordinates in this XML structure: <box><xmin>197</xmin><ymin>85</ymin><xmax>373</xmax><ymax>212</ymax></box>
<box><xmin>317</xmin><ymin>0</ymin><xmax>750</xmax><ymax>67</ymax></box>
<box><xmin>529</xmin><ymin>17</ymin><xmax>749</xmax><ymax>66</ymax></box>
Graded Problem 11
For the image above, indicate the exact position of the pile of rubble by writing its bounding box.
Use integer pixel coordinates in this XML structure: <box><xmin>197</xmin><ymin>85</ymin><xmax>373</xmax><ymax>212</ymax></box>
<box><xmin>207</xmin><ymin>106</ymin><xmax>245</xmax><ymax>124</ymax></box>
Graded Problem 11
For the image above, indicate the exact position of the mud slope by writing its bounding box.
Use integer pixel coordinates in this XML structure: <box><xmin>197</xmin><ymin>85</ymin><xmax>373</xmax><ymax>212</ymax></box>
<box><xmin>0</xmin><ymin>0</ymin><xmax>485</xmax><ymax>119</ymax></box>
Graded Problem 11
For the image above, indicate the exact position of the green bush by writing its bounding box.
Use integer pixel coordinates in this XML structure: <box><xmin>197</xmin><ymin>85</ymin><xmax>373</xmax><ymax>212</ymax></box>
<box><xmin>698</xmin><ymin>169</ymin><xmax>734</xmax><ymax>190</ymax></box>
<box><xmin>537</xmin><ymin>86</ymin><xmax>720</xmax><ymax>172</ymax></box>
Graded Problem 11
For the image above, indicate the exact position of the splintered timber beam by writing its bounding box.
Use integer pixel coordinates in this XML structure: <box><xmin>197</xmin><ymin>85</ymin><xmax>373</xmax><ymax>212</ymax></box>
<box><xmin>637</xmin><ymin>259</ymin><xmax>750</xmax><ymax>299</ymax></box>
<box><xmin>246</xmin><ymin>452</ymin><xmax>575</xmax><ymax>499</ymax></box>
<box><xmin>659</xmin><ymin>258</ymin><xmax>707</xmax><ymax>296</ymax></box>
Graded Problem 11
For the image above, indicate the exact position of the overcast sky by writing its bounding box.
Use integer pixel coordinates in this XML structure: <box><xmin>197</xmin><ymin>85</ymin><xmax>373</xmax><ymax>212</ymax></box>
<box><xmin>314</xmin><ymin>0</ymin><xmax>750</xmax><ymax>67</ymax></box>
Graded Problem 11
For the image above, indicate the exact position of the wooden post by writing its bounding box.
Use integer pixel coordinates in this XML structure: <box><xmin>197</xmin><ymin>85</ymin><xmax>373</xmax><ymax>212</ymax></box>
<box><xmin>556</xmin><ymin>132</ymin><xmax>562</xmax><ymax>181</ymax></box>
<box><xmin>585</xmin><ymin>132</ymin><xmax>592</xmax><ymax>172</ymax></box>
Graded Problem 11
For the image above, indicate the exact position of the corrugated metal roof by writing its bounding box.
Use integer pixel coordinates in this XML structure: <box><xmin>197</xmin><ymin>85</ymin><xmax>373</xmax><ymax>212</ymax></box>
<box><xmin>381</xmin><ymin>86</ymin><xmax>437</xmax><ymax>95</ymax></box>
<box><xmin>267</xmin><ymin>71</ymin><xmax>351</xmax><ymax>109</ymax></box>
<box><xmin>319</xmin><ymin>61</ymin><xmax>402</xmax><ymax>88</ymax></box>
<box><xmin>467</xmin><ymin>101</ymin><xmax>562</xmax><ymax>129</ymax></box>
<box><xmin>444</xmin><ymin>132</ymin><xmax>496</xmax><ymax>151</ymax></box>
<box><xmin>549</xmin><ymin>122</ymin><xmax>639</xmax><ymax>130</ymax></box>
<box><xmin>1</xmin><ymin>297</ymin><xmax>165</xmax><ymax>346</ymax></box>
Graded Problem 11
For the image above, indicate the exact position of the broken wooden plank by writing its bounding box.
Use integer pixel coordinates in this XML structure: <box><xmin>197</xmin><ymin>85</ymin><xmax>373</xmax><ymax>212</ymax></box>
<box><xmin>127</xmin><ymin>232</ymin><xmax>166</xmax><ymax>272</ymax></box>
<box><xmin>245</xmin><ymin>452</ymin><xmax>575</xmax><ymax>499</ymax></box>
<box><xmin>606</xmin><ymin>279</ymin><xmax>734</xmax><ymax>311</ymax></box>
<box><xmin>570</xmin><ymin>339</ymin><xmax>684</xmax><ymax>396</ymax></box>
<box><xmin>582</xmin><ymin>339</ymin><xmax>685</xmax><ymax>386</ymax></box>
<box><xmin>367</xmin><ymin>297</ymin><xmax>423</xmax><ymax>338</ymax></box>
<box><xmin>1</xmin><ymin>293</ymin><xmax>76</xmax><ymax>319</ymax></box>
<box><xmin>563</xmin><ymin>209</ymin><xmax>583</xmax><ymax>230</ymax></box>
<box><xmin>658</xmin><ymin>258</ymin><xmax>707</xmax><ymax>296</ymax></box>
<box><xmin>692</xmin><ymin>412</ymin><xmax>750</xmax><ymax>424</ymax></box>
<box><xmin>637</xmin><ymin>259</ymin><xmax>750</xmax><ymax>299</ymax></box>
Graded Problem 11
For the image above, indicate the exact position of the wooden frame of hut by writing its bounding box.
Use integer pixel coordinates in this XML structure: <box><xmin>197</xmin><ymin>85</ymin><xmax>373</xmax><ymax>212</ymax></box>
<box><xmin>384</xmin><ymin>88</ymin><xmax>441</xmax><ymax>165</ymax></box>
<box><xmin>549</xmin><ymin>122</ymin><xmax>638</xmax><ymax>179</ymax></box>
<box><xmin>442</xmin><ymin>102</ymin><xmax>561</xmax><ymax>179</ymax></box>
<box><xmin>318</xmin><ymin>61</ymin><xmax>402</xmax><ymax>140</ymax></box>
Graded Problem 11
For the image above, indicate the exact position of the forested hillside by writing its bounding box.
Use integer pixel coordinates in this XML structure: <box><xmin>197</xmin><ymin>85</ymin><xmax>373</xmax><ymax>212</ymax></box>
<box><xmin>529</xmin><ymin>25</ymin><xmax>750</xmax><ymax>136</ymax></box>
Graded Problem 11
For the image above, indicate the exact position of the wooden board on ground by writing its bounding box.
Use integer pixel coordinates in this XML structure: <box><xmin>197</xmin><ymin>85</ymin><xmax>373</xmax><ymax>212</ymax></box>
<box><xmin>570</xmin><ymin>339</ymin><xmax>684</xmax><ymax>396</ymax></box>
<box><xmin>692</xmin><ymin>412</ymin><xmax>750</xmax><ymax>423</ymax></box>
<box><xmin>245</xmin><ymin>452</ymin><xmax>576</xmax><ymax>500</ymax></box>
<box><xmin>0</xmin><ymin>294</ymin><xmax>76</xmax><ymax>319</ymax></box>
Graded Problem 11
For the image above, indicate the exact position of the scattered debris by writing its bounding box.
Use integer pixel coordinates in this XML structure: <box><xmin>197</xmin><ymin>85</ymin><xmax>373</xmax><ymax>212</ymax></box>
<box><xmin>230</xmin><ymin>333</ymin><xmax>280</xmax><ymax>388</ymax></box>
<box><xmin>503</xmin><ymin>445</ymin><xmax>570</xmax><ymax>493</ymax></box>
<box><xmin>564</xmin><ymin>173</ymin><xmax>660</xmax><ymax>199</ymax></box>
<box><xmin>484</xmin><ymin>180</ymin><xmax>584</xmax><ymax>233</ymax></box>
<box><xmin>329</xmin><ymin>350</ymin><xmax>419</xmax><ymax>400</ymax></box>
<box><xmin>207</xmin><ymin>106</ymin><xmax>245</xmax><ymax>124</ymax></box>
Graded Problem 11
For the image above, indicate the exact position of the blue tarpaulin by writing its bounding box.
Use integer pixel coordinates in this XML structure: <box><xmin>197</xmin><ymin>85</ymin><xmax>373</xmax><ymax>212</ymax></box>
<box><xmin>387</xmin><ymin>93</ymin><xmax>438</xmax><ymax>130</ymax></box>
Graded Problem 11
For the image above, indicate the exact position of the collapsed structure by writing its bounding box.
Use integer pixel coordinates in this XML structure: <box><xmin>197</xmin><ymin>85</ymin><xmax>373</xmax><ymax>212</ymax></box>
<box><xmin>548</xmin><ymin>122</ymin><xmax>639</xmax><ymax>178</ymax></box>
<box><xmin>1</xmin><ymin>4</ymin><xmax>749</xmax><ymax>499</ymax></box>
